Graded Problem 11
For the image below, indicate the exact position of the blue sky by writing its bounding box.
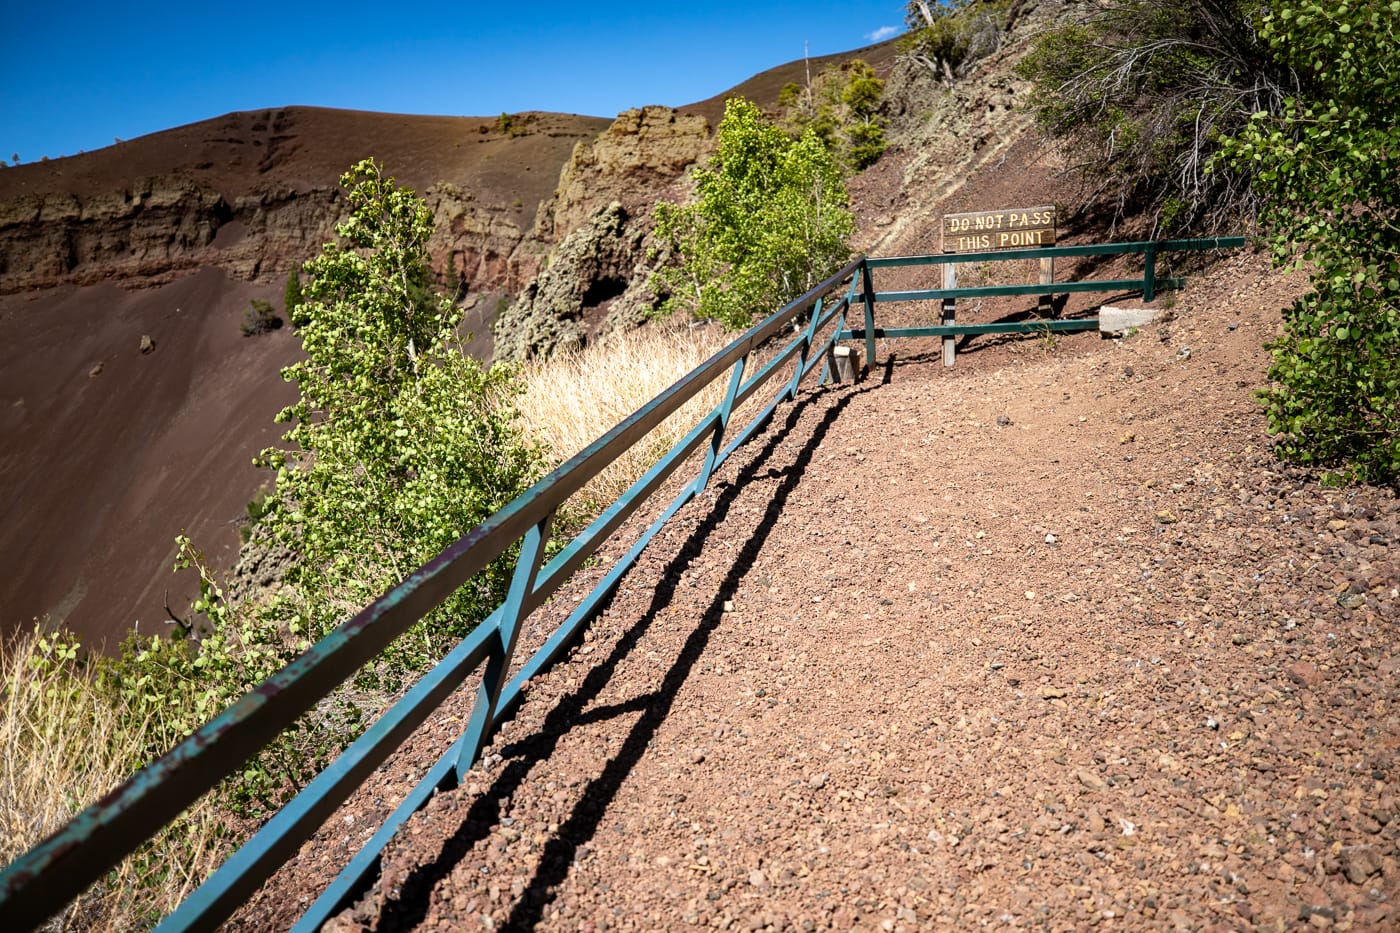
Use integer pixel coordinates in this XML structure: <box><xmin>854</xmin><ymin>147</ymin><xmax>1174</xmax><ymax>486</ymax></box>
<box><xmin>1</xmin><ymin>1</ymin><xmax>906</xmax><ymax>164</ymax></box>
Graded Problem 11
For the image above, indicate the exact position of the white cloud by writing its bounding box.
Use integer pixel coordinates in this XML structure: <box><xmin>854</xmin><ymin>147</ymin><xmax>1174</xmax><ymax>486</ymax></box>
<box><xmin>865</xmin><ymin>25</ymin><xmax>899</xmax><ymax>42</ymax></box>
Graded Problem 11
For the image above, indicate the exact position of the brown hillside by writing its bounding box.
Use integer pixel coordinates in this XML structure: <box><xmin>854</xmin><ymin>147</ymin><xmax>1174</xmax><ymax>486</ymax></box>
<box><xmin>0</xmin><ymin>272</ymin><xmax>301</xmax><ymax>649</ymax></box>
<box><xmin>0</xmin><ymin>106</ymin><xmax>608</xmax><ymax>213</ymax></box>
<box><xmin>680</xmin><ymin>37</ymin><xmax>902</xmax><ymax>125</ymax></box>
<box><xmin>0</xmin><ymin>107</ymin><xmax>611</xmax><ymax>297</ymax></box>
<box><xmin>0</xmin><ymin>107</ymin><xmax>610</xmax><ymax>648</ymax></box>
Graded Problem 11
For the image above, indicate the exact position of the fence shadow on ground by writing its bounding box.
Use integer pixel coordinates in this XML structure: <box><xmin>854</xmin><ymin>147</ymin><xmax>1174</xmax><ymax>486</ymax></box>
<box><xmin>369</xmin><ymin>383</ymin><xmax>868</xmax><ymax>931</ymax></box>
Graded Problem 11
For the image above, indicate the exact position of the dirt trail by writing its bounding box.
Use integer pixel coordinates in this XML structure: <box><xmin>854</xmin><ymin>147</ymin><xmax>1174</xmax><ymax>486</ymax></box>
<box><xmin>245</xmin><ymin>251</ymin><xmax>1397</xmax><ymax>932</ymax></box>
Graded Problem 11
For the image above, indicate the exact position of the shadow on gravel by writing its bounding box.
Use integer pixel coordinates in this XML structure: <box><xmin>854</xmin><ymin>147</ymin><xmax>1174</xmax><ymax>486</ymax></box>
<box><xmin>369</xmin><ymin>380</ymin><xmax>874</xmax><ymax>931</ymax></box>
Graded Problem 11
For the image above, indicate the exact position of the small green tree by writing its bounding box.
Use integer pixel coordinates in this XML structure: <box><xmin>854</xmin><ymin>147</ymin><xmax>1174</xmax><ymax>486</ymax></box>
<box><xmin>283</xmin><ymin>267</ymin><xmax>304</xmax><ymax>323</ymax></box>
<box><xmin>652</xmin><ymin>98</ymin><xmax>854</xmax><ymax>330</ymax></box>
<box><xmin>779</xmin><ymin>59</ymin><xmax>887</xmax><ymax>170</ymax></box>
<box><xmin>256</xmin><ymin>159</ymin><xmax>544</xmax><ymax>683</ymax></box>
<box><xmin>445</xmin><ymin>250</ymin><xmax>468</xmax><ymax>302</ymax></box>
<box><xmin>1219</xmin><ymin>0</ymin><xmax>1400</xmax><ymax>483</ymax></box>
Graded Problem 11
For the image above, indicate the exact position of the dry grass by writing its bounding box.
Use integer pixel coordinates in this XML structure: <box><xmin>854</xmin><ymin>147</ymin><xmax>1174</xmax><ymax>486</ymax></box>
<box><xmin>0</xmin><ymin>627</ymin><xmax>228</xmax><ymax>931</ymax></box>
<box><xmin>516</xmin><ymin>322</ymin><xmax>732</xmax><ymax>514</ymax></box>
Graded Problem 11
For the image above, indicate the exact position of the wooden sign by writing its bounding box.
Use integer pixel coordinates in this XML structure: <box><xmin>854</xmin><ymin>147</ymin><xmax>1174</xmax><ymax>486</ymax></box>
<box><xmin>942</xmin><ymin>206</ymin><xmax>1056</xmax><ymax>252</ymax></box>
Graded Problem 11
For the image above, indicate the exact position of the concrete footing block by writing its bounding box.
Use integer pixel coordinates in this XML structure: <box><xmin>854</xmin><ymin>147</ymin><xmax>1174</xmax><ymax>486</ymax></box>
<box><xmin>1100</xmin><ymin>306</ymin><xmax>1162</xmax><ymax>336</ymax></box>
<box><xmin>830</xmin><ymin>345</ymin><xmax>861</xmax><ymax>383</ymax></box>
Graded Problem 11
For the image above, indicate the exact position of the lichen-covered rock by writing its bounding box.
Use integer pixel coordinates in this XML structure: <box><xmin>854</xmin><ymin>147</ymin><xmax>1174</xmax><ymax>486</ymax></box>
<box><xmin>493</xmin><ymin>201</ymin><xmax>646</xmax><ymax>361</ymax></box>
<box><xmin>533</xmin><ymin>106</ymin><xmax>709</xmax><ymax>242</ymax></box>
<box><xmin>491</xmin><ymin>107</ymin><xmax>709</xmax><ymax>361</ymax></box>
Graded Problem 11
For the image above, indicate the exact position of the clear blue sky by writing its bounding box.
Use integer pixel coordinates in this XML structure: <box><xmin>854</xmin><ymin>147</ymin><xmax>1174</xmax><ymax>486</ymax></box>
<box><xmin>1</xmin><ymin>1</ymin><xmax>906</xmax><ymax>164</ymax></box>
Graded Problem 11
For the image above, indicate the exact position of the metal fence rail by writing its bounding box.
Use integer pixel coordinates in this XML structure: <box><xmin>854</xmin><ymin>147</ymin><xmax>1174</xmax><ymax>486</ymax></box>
<box><xmin>0</xmin><ymin>258</ymin><xmax>863</xmax><ymax>933</ymax></box>
<box><xmin>845</xmin><ymin>237</ymin><xmax>1244</xmax><ymax>366</ymax></box>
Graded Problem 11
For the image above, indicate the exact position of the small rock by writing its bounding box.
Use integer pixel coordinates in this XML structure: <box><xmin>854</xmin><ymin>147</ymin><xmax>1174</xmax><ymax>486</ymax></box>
<box><xmin>722</xmin><ymin>600</ymin><xmax>735</xmax><ymax>613</ymax></box>
<box><xmin>1339</xmin><ymin>845</ymin><xmax>1381</xmax><ymax>884</ymax></box>
<box><xmin>139</xmin><ymin>334</ymin><xmax>155</xmax><ymax>354</ymax></box>
<box><xmin>1045</xmin><ymin>533</ymin><xmax>1058</xmax><ymax>544</ymax></box>
<box><xmin>88</xmin><ymin>363</ymin><xmax>103</xmax><ymax>377</ymax></box>
<box><xmin>1076</xmin><ymin>769</ymin><xmax>1107</xmax><ymax>791</ymax></box>
<box><xmin>1040</xmin><ymin>686</ymin><xmax>1068</xmax><ymax>699</ymax></box>
<box><xmin>1155</xmin><ymin>511</ymin><xmax>1178</xmax><ymax>524</ymax></box>
<box><xmin>996</xmin><ymin>415</ymin><xmax>1012</xmax><ymax>427</ymax></box>
<box><xmin>1119</xmin><ymin>432</ymin><xmax>1135</xmax><ymax>444</ymax></box>
<box><xmin>1176</xmin><ymin>347</ymin><xmax>1192</xmax><ymax>361</ymax></box>
<box><xmin>1355</xmin><ymin>903</ymin><xmax>1393</xmax><ymax>927</ymax></box>
<box><xmin>1288</xmin><ymin>661</ymin><xmax>1322</xmax><ymax>688</ymax></box>
<box><xmin>748</xmin><ymin>869</ymin><xmax>768</xmax><ymax>888</ymax></box>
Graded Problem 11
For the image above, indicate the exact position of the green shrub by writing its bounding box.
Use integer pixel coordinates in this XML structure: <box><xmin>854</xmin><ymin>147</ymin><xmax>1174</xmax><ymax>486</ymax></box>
<box><xmin>239</xmin><ymin>491</ymin><xmax>274</xmax><ymax>544</ymax></box>
<box><xmin>1016</xmin><ymin>0</ymin><xmax>1292</xmax><ymax>232</ymax></box>
<box><xmin>778</xmin><ymin>59</ymin><xmax>887</xmax><ymax>170</ymax></box>
<box><xmin>283</xmin><ymin>267</ymin><xmax>304</xmax><ymax>324</ymax></box>
<box><xmin>651</xmin><ymin>98</ymin><xmax>854</xmax><ymax>330</ymax></box>
<box><xmin>1219</xmin><ymin>0</ymin><xmax>1400</xmax><ymax>484</ymax></box>
<box><xmin>900</xmin><ymin>0</ymin><xmax>1014</xmax><ymax>81</ymax></box>
<box><xmin>239</xmin><ymin>299</ymin><xmax>282</xmax><ymax>337</ymax></box>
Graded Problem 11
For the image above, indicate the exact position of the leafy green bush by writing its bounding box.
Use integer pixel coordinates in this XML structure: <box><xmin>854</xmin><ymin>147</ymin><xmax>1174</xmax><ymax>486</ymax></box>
<box><xmin>900</xmin><ymin>0</ymin><xmax>1014</xmax><ymax>82</ymax></box>
<box><xmin>651</xmin><ymin>98</ymin><xmax>854</xmax><ymax>330</ymax></box>
<box><xmin>1219</xmin><ymin>0</ymin><xmax>1400</xmax><ymax>484</ymax></box>
<box><xmin>283</xmin><ymin>267</ymin><xmax>304</xmax><ymax>323</ymax></box>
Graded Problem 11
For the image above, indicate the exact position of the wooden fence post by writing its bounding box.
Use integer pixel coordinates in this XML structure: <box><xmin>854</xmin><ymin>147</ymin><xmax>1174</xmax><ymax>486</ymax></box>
<box><xmin>942</xmin><ymin>262</ymin><xmax>957</xmax><ymax>368</ymax></box>
<box><xmin>1039</xmin><ymin>256</ymin><xmax>1054</xmax><ymax>316</ymax></box>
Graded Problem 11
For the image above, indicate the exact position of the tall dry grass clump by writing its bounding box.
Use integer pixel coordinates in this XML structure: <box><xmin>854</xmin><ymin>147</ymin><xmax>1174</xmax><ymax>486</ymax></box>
<box><xmin>1</xmin><ymin>627</ymin><xmax>228</xmax><ymax>931</ymax></box>
<box><xmin>516</xmin><ymin>323</ymin><xmax>730</xmax><ymax>514</ymax></box>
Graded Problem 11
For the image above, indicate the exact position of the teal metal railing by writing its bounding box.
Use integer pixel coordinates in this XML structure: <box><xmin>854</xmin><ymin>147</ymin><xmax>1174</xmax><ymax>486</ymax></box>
<box><xmin>0</xmin><ymin>255</ymin><xmax>865</xmax><ymax>933</ymax></box>
<box><xmin>0</xmin><ymin>237</ymin><xmax>1241</xmax><ymax>931</ymax></box>
<box><xmin>844</xmin><ymin>237</ymin><xmax>1244</xmax><ymax>366</ymax></box>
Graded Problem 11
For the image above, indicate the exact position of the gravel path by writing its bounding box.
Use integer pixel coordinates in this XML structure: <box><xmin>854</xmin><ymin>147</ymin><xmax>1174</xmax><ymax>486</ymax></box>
<box><xmin>244</xmin><ymin>251</ymin><xmax>1397</xmax><ymax>932</ymax></box>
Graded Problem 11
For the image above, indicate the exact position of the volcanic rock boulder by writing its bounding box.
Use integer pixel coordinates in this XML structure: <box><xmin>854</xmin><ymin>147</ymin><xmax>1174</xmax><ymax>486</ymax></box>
<box><xmin>493</xmin><ymin>201</ymin><xmax>647</xmax><ymax>361</ymax></box>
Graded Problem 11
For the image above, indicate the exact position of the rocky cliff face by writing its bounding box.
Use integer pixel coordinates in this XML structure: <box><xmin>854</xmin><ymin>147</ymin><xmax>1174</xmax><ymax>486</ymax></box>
<box><xmin>0</xmin><ymin>180</ymin><xmax>340</xmax><ymax>291</ymax></box>
<box><xmin>533</xmin><ymin>106</ymin><xmax>710</xmax><ymax>242</ymax></box>
<box><xmin>0</xmin><ymin>106</ymin><xmax>609</xmax><ymax>299</ymax></box>
<box><xmin>427</xmin><ymin>183</ymin><xmax>535</xmax><ymax>297</ymax></box>
<box><xmin>0</xmin><ymin>103</ymin><xmax>709</xmax><ymax>339</ymax></box>
<box><xmin>493</xmin><ymin>201</ymin><xmax>645</xmax><ymax>361</ymax></box>
<box><xmin>496</xmin><ymin>107</ymin><xmax>712</xmax><ymax>359</ymax></box>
